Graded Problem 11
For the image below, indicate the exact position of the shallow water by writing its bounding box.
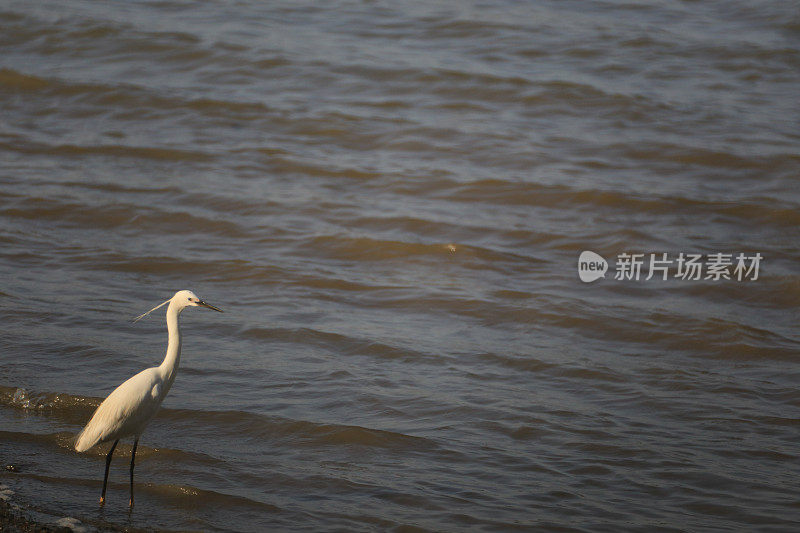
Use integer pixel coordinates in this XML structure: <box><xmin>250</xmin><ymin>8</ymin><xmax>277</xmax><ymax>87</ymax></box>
<box><xmin>1</xmin><ymin>0</ymin><xmax>799</xmax><ymax>531</ymax></box>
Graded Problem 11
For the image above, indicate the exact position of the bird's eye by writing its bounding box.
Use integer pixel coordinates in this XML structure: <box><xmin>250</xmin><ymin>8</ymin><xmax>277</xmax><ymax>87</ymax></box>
<box><xmin>188</xmin><ymin>297</ymin><xmax>194</xmax><ymax>302</ymax></box>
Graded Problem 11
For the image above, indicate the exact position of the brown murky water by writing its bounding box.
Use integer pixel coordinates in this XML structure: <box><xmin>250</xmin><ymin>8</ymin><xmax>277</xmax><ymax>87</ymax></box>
<box><xmin>1</xmin><ymin>1</ymin><xmax>799</xmax><ymax>531</ymax></box>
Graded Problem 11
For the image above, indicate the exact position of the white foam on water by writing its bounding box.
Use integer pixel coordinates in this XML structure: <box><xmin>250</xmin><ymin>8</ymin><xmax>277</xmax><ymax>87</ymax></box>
<box><xmin>0</xmin><ymin>483</ymin><xmax>14</xmax><ymax>501</ymax></box>
<box><xmin>55</xmin><ymin>516</ymin><xmax>88</xmax><ymax>532</ymax></box>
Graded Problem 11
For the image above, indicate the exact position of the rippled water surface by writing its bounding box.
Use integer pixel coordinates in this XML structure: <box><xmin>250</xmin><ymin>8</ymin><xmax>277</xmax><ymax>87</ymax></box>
<box><xmin>1</xmin><ymin>1</ymin><xmax>799</xmax><ymax>531</ymax></box>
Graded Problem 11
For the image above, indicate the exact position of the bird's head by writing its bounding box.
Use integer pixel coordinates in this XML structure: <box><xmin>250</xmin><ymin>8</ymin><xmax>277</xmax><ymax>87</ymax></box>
<box><xmin>173</xmin><ymin>290</ymin><xmax>223</xmax><ymax>313</ymax></box>
<box><xmin>133</xmin><ymin>290</ymin><xmax>223</xmax><ymax>322</ymax></box>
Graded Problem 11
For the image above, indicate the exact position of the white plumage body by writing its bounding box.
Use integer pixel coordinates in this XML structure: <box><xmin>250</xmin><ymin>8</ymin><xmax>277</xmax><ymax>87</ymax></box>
<box><xmin>75</xmin><ymin>367</ymin><xmax>168</xmax><ymax>452</ymax></box>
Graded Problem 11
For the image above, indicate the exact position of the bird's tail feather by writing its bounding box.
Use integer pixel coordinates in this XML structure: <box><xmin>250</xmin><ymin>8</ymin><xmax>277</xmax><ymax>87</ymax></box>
<box><xmin>74</xmin><ymin>408</ymin><xmax>103</xmax><ymax>452</ymax></box>
<box><xmin>74</xmin><ymin>425</ymin><xmax>95</xmax><ymax>452</ymax></box>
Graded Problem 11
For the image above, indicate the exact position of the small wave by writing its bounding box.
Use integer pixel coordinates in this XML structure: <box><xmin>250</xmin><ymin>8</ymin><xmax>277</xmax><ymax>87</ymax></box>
<box><xmin>1</xmin><ymin>179</ymin><xmax>262</xmax><ymax>238</ymax></box>
<box><xmin>74</xmin><ymin>253</ymin><xmax>258</xmax><ymax>280</ymax></box>
<box><xmin>300</xmin><ymin>234</ymin><xmax>480</xmax><ymax>262</ymax></box>
<box><xmin>0</xmin><ymin>429</ymin><xmax>80</xmax><ymax>452</ymax></box>
<box><xmin>8</xmin><ymin>470</ymin><xmax>280</xmax><ymax>523</ymax></box>
<box><xmin>439</xmin><ymin>177</ymin><xmax>800</xmax><ymax>230</ymax></box>
<box><xmin>522</xmin><ymin>80</ymin><xmax>661</xmax><ymax>119</ymax></box>
<box><xmin>0</xmin><ymin>385</ymin><xmax>436</xmax><ymax>452</ymax></box>
<box><xmin>144</xmin><ymin>482</ymin><xmax>281</xmax><ymax>513</ymax></box>
<box><xmin>240</xmin><ymin>326</ymin><xmax>440</xmax><ymax>365</ymax></box>
<box><xmin>0</xmin><ymin>136</ymin><xmax>213</xmax><ymax>162</ymax></box>
<box><xmin>474</xmin><ymin>352</ymin><xmax>556</xmax><ymax>374</ymax></box>
<box><xmin>0</xmin><ymin>67</ymin><xmax>50</xmax><ymax>91</ymax></box>
<box><xmin>0</xmin><ymin>385</ymin><xmax>99</xmax><ymax>413</ymax></box>
<box><xmin>263</xmin><ymin>155</ymin><xmax>382</xmax><ymax>181</ymax></box>
<box><xmin>682</xmin><ymin>318</ymin><xmax>800</xmax><ymax>362</ymax></box>
<box><xmin>0</xmin><ymin>65</ymin><xmax>273</xmax><ymax>122</ymax></box>
<box><xmin>56</xmin><ymin>180</ymin><xmax>182</xmax><ymax>196</ymax></box>
<box><xmin>617</xmin><ymin>143</ymin><xmax>800</xmax><ymax>173</ymax></box>
<box><xmin>161</xmin><ymin>408</ymin><xmax>438</xmax><ymax>451</ymax></box>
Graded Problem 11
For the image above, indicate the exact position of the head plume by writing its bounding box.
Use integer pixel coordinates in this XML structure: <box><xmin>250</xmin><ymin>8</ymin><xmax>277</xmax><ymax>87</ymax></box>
<box><xmin>132</xmin><ymin>298</ymin><xmax>171</xmax><ymax>323</ymax></box>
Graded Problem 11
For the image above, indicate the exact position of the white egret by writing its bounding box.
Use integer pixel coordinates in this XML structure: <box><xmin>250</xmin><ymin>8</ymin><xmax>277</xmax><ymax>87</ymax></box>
<box><xmin>75</xmin><ymin>289</ymin><xmax>223</xmax><ymax>507</ymax></box>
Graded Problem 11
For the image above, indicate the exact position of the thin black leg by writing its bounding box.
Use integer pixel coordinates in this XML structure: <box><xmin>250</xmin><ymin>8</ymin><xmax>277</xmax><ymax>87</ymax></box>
<box><xmin>101</xmin><ymin>439</ymin><xmax>119</xmax><ymax>505</ymax></box>
<box><xmin>129</xmin><ymin>437</ymin><xmax>139</xmax><ymax>507</ymax></box>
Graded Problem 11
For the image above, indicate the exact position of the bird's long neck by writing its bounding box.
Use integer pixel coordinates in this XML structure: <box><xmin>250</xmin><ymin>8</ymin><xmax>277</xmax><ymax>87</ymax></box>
<box><xmin>159</xmin><ymin>300</ymin><xmax>182</xmax><ymax>387</ymax></box>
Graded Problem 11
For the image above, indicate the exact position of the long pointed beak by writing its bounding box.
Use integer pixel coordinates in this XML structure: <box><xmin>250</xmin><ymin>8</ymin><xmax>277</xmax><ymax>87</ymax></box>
<box><xmin>198</xmin><ymin>300</ymin><xmax>223</xmax><ymax>313</ymax></box>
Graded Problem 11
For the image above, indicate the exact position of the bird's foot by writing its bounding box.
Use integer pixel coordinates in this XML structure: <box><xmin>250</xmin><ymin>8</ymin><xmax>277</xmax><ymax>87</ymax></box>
<box><xmin>99</xmin><ymin>496</ymin><xmax>105</xmax><ymax>506</ymax></box>
<box><xmin>129</xmin><ymin>498</ymin><xmax>134</xmax><ymax>508</ymax></box>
